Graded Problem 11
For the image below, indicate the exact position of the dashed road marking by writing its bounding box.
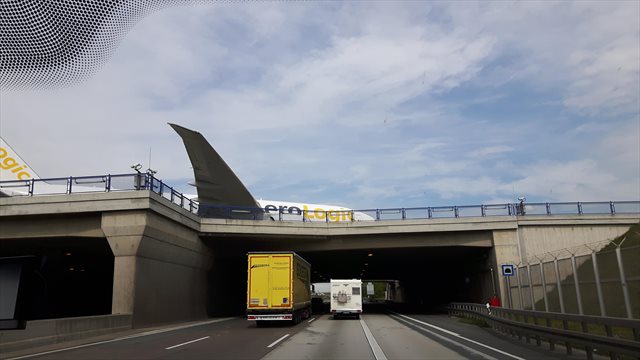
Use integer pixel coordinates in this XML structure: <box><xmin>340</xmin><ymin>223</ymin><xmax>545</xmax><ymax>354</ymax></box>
<box><xmin>165</xmin><ymin>336</ymin><xmax>210</xmax><ymax>350</ymax></box>
<box><xmin>267</xmin><ymin>334</ymin><xmax>290</xmax><ymax>348</ymax></box>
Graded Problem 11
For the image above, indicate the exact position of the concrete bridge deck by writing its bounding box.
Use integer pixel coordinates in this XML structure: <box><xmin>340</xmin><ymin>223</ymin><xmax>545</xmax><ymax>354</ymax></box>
<box><xmin>1</xmin><ymin>191</ymin><xmax>638</xmax><ymax>349</ymax></box>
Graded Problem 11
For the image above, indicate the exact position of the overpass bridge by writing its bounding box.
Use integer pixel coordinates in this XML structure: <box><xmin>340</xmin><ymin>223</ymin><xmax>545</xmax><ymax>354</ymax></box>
<box><xmin>1</xmin><ymin>174</ymin><xmax>639</xmax><ymax>349</ymax></box>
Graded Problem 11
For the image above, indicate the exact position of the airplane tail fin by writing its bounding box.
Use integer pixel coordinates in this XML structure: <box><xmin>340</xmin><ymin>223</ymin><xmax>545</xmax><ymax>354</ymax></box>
<box><xmin>0</xmin><ymin>137</ymin><xmax>41</xmax><ymax>181</ymax></box>
<box><xmin>169</xmin><ymin>123</ymin><xmax>261</xmax><ymax>214</ymax></box>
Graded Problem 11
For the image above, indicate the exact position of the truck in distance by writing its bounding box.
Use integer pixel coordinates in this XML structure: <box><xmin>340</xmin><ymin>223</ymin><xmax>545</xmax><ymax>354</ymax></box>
<box><xmin>246</xmin><ymin>252</ymin><xmax>312</xmax><ymax>326</ymax></box>
<box><xmin>330</xmin><ymin>279</ymin><xmax>363</xmax><ymax>319</ymax></box>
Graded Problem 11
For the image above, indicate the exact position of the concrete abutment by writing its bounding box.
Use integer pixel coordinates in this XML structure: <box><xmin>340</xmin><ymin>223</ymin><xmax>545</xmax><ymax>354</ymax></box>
<box><xmin>101</xmin><ymin>210</ymin><xmax>213</xmax><ymax>327</ymax></box>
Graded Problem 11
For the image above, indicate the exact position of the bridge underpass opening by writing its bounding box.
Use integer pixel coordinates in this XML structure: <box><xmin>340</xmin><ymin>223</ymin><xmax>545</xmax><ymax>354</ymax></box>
<box><xmin>1</xmin><ymin>237</ymin><xmax>114</xmax><ymax>320</ymax></box>
<box><xmin>202</xmin><ymin>235</ymin><xmax>494</xmax><ymax>316</ymax></box>
<box><xmin>299</xmin><ymin>247</ymin><xmax>494</xmax><ymax>312</ymax></box>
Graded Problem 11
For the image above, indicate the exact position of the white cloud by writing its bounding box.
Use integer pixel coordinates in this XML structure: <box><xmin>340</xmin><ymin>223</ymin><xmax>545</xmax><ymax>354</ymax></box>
<box><xmin>467</xmin><ymin>145</ymin><xmax>514</xmax><ymax>159</ymax></box>
<box><xmin>1</xmin><ymin>2</ymin><xmax>638</xmax><ymax>209</ymax></box>
<box><xmin>445</xmin><ymin>1</ymin><xmax>640</xmax><ymax>115</ymax></box>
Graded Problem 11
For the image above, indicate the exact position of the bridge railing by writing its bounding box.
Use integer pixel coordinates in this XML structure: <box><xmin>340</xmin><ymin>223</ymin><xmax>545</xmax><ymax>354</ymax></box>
<box><xmin>1</xmin><ymin>174</ymin><xmax>638</xmax><ymax>221</ymax></box>
<box><xmin>448</xmin><ymin>302</ymin><xmax>640</xmax><ymax>359</ymax></box>
<box><xmin>0</xmin><ymin>173</ymin><xmax>199</xmax><ymax>214</ymax></box>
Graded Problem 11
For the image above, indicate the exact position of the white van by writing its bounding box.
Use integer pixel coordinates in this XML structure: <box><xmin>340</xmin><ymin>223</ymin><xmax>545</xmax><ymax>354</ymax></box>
<box><xmin>330</xmin><ymin>279</ymin><xmax>362</xmax><ymax>319</ymax></box>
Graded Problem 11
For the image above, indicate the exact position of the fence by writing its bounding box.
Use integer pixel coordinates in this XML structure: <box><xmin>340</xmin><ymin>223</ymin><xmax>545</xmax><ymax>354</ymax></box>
<box><xmin>505</xmin><ymin>237</ymin><xmax>640</xmax><ymax>320</ymax></box>
<box><xmin>0</xmin><ymin>173</ymin><xmax>199</xmax><ymax>214</ymax></box>
<box><xmin>448</xmin><ymin>302</ymin><xmax>640</xmax><ymax>359</ymax></box>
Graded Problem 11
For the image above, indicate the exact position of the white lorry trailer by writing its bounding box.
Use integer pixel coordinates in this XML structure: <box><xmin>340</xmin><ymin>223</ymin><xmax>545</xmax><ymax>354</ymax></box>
<box><xmin>330</xmin><ymin>279</ymin><xmax>362</xmax><ymax>319</ymax></box>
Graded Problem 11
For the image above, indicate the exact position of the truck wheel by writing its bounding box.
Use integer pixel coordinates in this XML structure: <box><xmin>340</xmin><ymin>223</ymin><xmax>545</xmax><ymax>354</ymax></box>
<box><xmin>256</xmin><ymin>321</ymin><xmax>267</xmax><ymax>328</ymax></box>
<box><xmin>356</xmin><ymin>314</ymin><xmax>360</xmax><ymax>319</ymax></box>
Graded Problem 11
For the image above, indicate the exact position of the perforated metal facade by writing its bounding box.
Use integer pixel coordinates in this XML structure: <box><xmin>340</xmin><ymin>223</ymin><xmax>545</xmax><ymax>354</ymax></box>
<box><xmin>1</xmin><ymin>0</ymin><xmax>207</xmax><ymax>90</ymax></box>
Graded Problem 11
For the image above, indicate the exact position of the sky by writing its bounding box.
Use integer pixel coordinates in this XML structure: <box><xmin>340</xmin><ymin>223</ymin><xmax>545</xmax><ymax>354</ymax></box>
<box><xmin>1</xmin><ymin>1</ymin><xmax>639</xmax><ymax>209</ymax></box>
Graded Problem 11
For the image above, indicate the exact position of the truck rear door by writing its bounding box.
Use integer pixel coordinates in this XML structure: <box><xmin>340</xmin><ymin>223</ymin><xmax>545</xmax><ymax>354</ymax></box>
<box><xmin>248</xmin><ymin>254</ymin><xmax>292</xmax><ymax>309</ymax></box>
<box><xmin>268</xmin><ymin>255</ymin><xmax>292</xmax><ymax>308</ymax></box>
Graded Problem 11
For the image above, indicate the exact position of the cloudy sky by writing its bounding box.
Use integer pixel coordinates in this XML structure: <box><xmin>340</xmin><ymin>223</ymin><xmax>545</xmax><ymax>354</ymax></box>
<box><xmin>1</xmin><ymin>1</ymin><xmax>638</xmax><ymax>209</ymax></box>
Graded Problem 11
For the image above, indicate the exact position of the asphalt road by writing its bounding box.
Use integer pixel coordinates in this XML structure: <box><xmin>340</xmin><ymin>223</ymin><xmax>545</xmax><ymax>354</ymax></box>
<box><xmin>6</xmin><ymin>313</ymin><xmax>584</xmax><ymax>360</ymax></box>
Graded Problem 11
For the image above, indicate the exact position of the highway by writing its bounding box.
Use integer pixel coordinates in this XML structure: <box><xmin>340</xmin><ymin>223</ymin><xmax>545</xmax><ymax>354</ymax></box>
<box><xmin>6</xmin><ymin>313</ymin><xmax>574</xmax><ymax>360</ymax></box>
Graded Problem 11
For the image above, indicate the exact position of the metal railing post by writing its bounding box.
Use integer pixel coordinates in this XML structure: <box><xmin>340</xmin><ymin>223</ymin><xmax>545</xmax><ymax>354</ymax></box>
<box><xmin>615</xmin><ymin>246</ymin><xmax>633</xmax><ymax>319</ymax></box>
<box><xmin>29</xmin><ymin>178</ymin><xmax>34</xmax><ymax>196</ymax></box>
<box><xmin>506</xmin><ymin>276</ymin><xmax>513</xmax><ymax>309</ymax></box>
<box><xmin>545</xmin><ymin>202</ymin><xmax>551</xmax><ymax>215</ymax></box>
<box><xmin>591</xmin><ymin>252</ymin><xmax>606</xmax><ymax>317</ymax></box>
<box><xmin>427</xmin><ymin>207</ymin><xmax>432</xmax><ymax>219</ymax></box>
<box><xmin>516</xmin><ymin>266</ymin><xmax>525</xmax><ymax>310</ymax></box>
<box><xmin>527</xmin><ymin>263</ymin><xmax>536</xmax><ymax>311</ymax></box>
<box><xmin>539</xmin><ymin>260</ymin><xmax>549</xmax><ymax>312</ymax></box>
<box><xmin>610</xmin><ymin>201</ymin><xmax>615</xmax><ymax>214</ymax></box>
<box><xmin>554</xmin><ymin>258</ymin><xmax>566</xmax><ymax>314</ymax></box>
<box><xmin>570</xmin><ymin>254</ymin><xmax>584</xmax><ymax>315</ymax></box>
<box><xmin>67</xmin><ymin>176</ymin><xmax>73</xmax><ymax>194</ymax></box>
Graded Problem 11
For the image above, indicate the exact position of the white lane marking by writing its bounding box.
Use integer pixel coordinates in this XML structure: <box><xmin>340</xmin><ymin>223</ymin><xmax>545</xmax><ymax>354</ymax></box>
<box><xmin>267</xmin><ymin>334</ymin><xmax>290</xmax><ymax>348</ymax></box>
<box><xmin>391</xmin><ymin>313</ymin><xmax>525</xmax><ymax>360</ymax></box>
<box><xmin>360</xmin><ymin>318</ymin><xmax>388</xmax><ymax>360</ymax></box>
<box><xmin>165</xmin><ymin>336</ymin><xmax>210</xmax><ymax>350</ymax></box>
<box><xmin>6</xmin><ymin>317</ymin><xmax>235</xmax><ymax>360</ymax></box>
<box><xmin>391</xmin><ymin>312</ymin><xmax>458</xmax><ymax>336</ymax></box>
<box><xmin>116</xmin><ymin>317</ymin><xmax>234</xmax><ymax>340</ymax></box>
<box><xmin>307</xmin><ymin>317</ymin><xmax>316</xmax><ymax>323</ymax></box>
<box><xmin>391</xmin><ymin>315</ymin><xmax>499</xmax><ymax>360</ymax></box>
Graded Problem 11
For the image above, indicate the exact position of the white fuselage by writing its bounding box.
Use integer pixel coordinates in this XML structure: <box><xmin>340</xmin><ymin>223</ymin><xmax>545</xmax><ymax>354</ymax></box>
<box><xmin>256</xmin><ymin>199</ymin><xmax>372</xmax><ymax>221</ymax></box>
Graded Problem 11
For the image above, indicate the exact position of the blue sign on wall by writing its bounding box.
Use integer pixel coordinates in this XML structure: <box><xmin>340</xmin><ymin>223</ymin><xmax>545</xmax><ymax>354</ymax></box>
<box><xmin>501</xmin><ymin>264</ymin><xmax>515</xmax><ymax>276</ymax></box>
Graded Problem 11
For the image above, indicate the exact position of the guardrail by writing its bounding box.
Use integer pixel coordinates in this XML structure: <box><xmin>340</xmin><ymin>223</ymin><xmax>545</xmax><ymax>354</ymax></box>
<box><xmin>0</xmin><ymin>173</ymin><xmax>199</xmax><ymax>214</ymax></box>
<box><xmin>198</xmin><ymin>200</ymin><xmax>640</xmax><ymax>221</ymax></box>
<box><xmin>1</xmin><ymin>174</ymin><xmax>639</xmax><ymax>221</ymax></box>
<box><xmin>448</xmin><ymin>302</ymin><xmax>640</xmax><ymax>359</ymax></box>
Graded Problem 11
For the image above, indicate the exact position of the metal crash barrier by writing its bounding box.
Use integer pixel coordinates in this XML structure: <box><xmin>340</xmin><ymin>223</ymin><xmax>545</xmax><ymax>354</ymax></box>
<box><xmin>1</xmin><ymin>174</ymin><xmax>638</xmax><ymax>221</ymax></box>
<box><xmin>448</xmin><ymin>302</ymin><xmax>640</xmax><ymax>359</ymax></box>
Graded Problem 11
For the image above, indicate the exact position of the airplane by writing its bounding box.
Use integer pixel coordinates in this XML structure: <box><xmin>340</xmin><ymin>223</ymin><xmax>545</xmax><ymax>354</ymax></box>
<box><xmin>169</xmin><ymin>123</ymin><xmax>373</xmax><ymax>221</ymax></box>
<box><xmin>0</xmin><ymin>130</ymin><xmax>373</xmax><ymax>221</ymax></box>
<box><xmin>0</xmin><ymin>137</ymin><xmax>122</xmax><ymax>197</ymax></box>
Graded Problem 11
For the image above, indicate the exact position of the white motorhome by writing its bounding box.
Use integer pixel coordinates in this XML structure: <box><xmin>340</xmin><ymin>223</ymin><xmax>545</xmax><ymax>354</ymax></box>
<box><xmin>330</xmin><ymin>279</ymin><xmax>362</xmax><ymax>319</ymax></box>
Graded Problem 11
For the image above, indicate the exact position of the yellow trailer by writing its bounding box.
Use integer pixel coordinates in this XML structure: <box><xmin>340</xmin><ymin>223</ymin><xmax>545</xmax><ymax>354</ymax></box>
<box><xmin>247</xmin><ymin>252</ymin><xmax>311</xmax><ymax>325</ymax></box>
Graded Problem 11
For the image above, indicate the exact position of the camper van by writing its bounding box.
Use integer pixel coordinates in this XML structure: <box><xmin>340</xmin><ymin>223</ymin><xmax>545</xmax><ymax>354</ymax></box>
<box><xmin>330</xmin><ymin>279</ymin><xmax>362</xmax><ymax>319</ymax></box>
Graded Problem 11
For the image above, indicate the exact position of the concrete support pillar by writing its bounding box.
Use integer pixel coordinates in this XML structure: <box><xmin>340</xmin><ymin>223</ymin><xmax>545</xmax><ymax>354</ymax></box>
<box><xmin>111</xmin><ymin>256</ymin><xmax>137</xmax><ymax>314</ymax></box>
<box><xmin>102</xmin><ymin>210</ymin><xmax>213</xmax><ymax>327</ymax></box>
<box><xmin>491</xmin><ymin>229</ymin><xmax>521</xmax><ymax>308</ymax></box>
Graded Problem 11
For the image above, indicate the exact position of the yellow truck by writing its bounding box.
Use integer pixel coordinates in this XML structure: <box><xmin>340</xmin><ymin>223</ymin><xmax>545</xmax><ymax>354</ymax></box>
<box><xmin>246</xmin><ymin>252</ymin><xmax>312</xmax><ymax>326</ymax></box>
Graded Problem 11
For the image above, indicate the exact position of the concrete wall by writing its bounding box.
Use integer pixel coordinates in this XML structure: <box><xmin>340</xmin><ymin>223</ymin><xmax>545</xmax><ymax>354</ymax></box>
<box><xmin>0</xmin><ymin>314</ymin><xmax>132</xmax><ymax>353</ymax></box>
<box><xmin>489</xmin><ymin>216</ymin><xmax>639</xmax><ymax>309</ymax></box>
<box><xmin>518</xmin><ymin>223</ymin><xmax>633</xmax><ymax>259</ymax></box>
<box><xmin>102</xmin><ymin>210</ymin><xmax>212</xmax><ymax>327</ymax></box>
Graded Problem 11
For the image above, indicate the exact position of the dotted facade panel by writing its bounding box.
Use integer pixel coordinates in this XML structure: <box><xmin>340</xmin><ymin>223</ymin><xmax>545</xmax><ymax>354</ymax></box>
<box><xmin>0</xmin><ymin>0</ymin><xmax>210</xmax><ymax>90</ymax></box>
